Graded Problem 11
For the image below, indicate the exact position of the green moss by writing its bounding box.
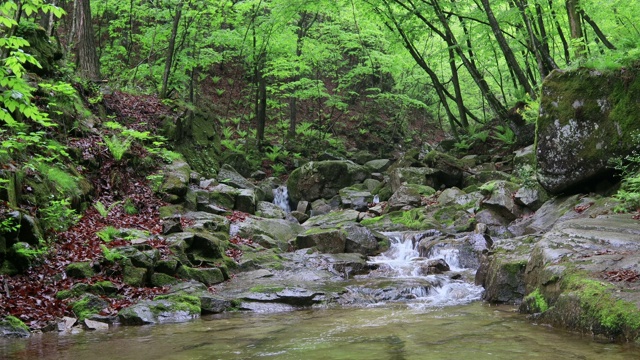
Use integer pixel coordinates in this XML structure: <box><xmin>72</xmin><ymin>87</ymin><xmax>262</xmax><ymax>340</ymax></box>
<box><xmin>2</xmin><ymin>315</ymin><xmax>29</xmax><ymax>331</ymax></box>
<box><xmin>503</xmin><ymin>260</ymin><xmax>527</xmax><ymax>275</ymax></box>
<box><xmin>249</xmin><ymin>284</ymin><xmax>285</xmax><ymax>293</ymax></box>
<box><xmin>562</xmin><ymin>272</ymin><xmax>640</xmax><ymax>336</ymax></box>
<box><xmin>71</xmin><ymin>295</ymin><xmax>107</xmax><ymax>321</ymax></box>
<box><xmin>65</xmin><ymin>262</ymin><xmax>95</xmax><ymax>279</ymax></box>
<box><xmin>154</xmin><ymin>294</ymin><xmax>201</xmax><ymax>314</ymax></box>
<box><xmin>524</xmin><ymin>288</ymin><xmax>549</xmax><ymax>313</ymax></box>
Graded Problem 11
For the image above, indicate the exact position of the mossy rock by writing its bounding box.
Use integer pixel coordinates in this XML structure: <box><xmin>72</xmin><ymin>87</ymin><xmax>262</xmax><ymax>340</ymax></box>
<box><xmin>122</xmin><ymin>264</ymin><xmax>148</xmax><ymax>287</ymax></box>
<box><xmin>287</xmin><ymin>160</ymin><xmax>370</xmax><ymax>203</ymax></box>
<box><xmin>65</xmin><ymin>262</ymin><xmax>96</xmax><ymax>279</ymax></box>
<box><xmin>536</xmin><ymin>66</ymin><xmax>640</xmax><ymax>194</ymax></box>
<box><xmin>361</xmin><ymin>208</ymin><xmax>439</xmax><ymax>232</ymax></box>
<box><xmin>151</xmin><ymin>273</ymin><xmax>180</xmax><ymax>287</ymax></box>
<box><xmin>0</xmin><ymin>315</ymin><xmax>31</xmax><ymax>338</ymax></box>
<box><xmin>176</xmin><ymin>266</ymin><xmax>225</xmax><ymax>286</ymax></box>
<box><xmin>71</xmin><ymin>294</ymin><xmax>109</xmax><ymax>321</ymax></box>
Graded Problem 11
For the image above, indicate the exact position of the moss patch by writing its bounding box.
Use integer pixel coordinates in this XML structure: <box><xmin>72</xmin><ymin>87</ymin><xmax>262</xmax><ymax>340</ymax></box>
<box><xmin>153</xmin><ymin>294</ymin><xmax>201</xmax><ymax>315</ymax></box>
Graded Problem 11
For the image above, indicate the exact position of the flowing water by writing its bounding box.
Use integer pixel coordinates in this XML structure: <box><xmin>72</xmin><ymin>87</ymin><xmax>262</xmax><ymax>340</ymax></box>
<box><xmin>273</xmin><ymin>186</ymin><xmax>291</xmax><ymax>213</ymax></box>
<box><xmin>3</xmin><ymin>231</ymin><xmax>640</xmax><ymax>359</ymax></box>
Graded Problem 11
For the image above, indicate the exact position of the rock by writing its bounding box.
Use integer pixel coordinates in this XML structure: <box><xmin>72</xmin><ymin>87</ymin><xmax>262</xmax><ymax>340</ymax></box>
<box><xmin>514</xmin><ymin>185</ymin><xmax>549</xmax><ymax>211</ymax></box>
<box><xmin>480</xmin><ymin>181</ymin><xmax>525</xmax><ymax>221</ymax></box>
<box><xmin>339</xmin><ymin>187</ymin><xmax>373</xmax><ymax>211</ymax></box>
<box><xmin>419</xmin><ymin>259</ymin><xmax>450</xmax><ymax>275</ymax></box>
<box><xmin>310</xmin><ymin>199</ymin><xmax>333</xmax><ymax>216</ymax></box>
<box><xmin>363</xmin><ymin>178</ymin><xmax>382</xmax><ymax>192</ymax></box>
<box><xmin>302</xmin><ymin>209</ymin><xmax>361</xmax><ymax>228</ymax></box>
<box><xmin>234</xmin><ymin>217</ymin><xmax>303</xmax><ymax>247</ymax></box>
<box><xmin>364</xmin><ymin>159</ymin><xmax>392</xmax><ymax>172</ymax></box>
<box><xmin>0</xmin><ymin>316</ymin><xmax>31</xmax><ymax>338</ymax></box>
<box><xmin>161</xmin><ymin>216</ymin><xmax>183</xmax><ymax>235</ymax></box>
<box><xmin>222</xmin><ymin>153</ymin><xmax>254</xmax><ymax>178</ymax></box>
<box><xmin>536</xmin><ymin>67</ymin><xmax>640</xmax><ymax>194</ymax></box>
<box><xmin>351</xmin><ymin>150</ymin><xmax>376</xmax><ymax>164</ymax></box>
<box><xmin>437</xmin><ymin>187</ymin><xmax>466</xmax><ymax>205</ymax></box>
<box><xmin>290</xmin><ymin>211</ymin><xmax>309</xmax><ymax>224</ymax></box>
<box><xmin>71</xmin><ymin>294</ymin><xmax>109</xmax><ymax>321</ymax></box>
<box><xmin>118</xmin><ymin>294</ymin><xmax>200</xmax><ymax>325</ymax></box>
<box><xmin>159</xmin><ymin>156</ymin><xmax>191</xmax><ymax>200</ymax></box>
<box><xmin>390</xmin><ymin>167</ymin><xmax>439</xmax><ymax>192</ymax></box>
<box><xmin>201</xmin><ymin>184</ymin><xmax>238</xmax><ymax>209</ymax></box>
<box><xmin>177</xmin><ymin>266</ymin><xmax>226</xmax><ymax>286</ymax></box>
<box><xmin>251</xmin><ymin>170</ymin><xmax>267</xmax><ymax>181</ymax></box>
<box><xmin>256</xmin><ymin>201</ymin><xmax>286</xmax><ymax>219</ymax></box>
<box><xmin>296</xmin><ymin>201</ymin><xmax>311</xmax><ymax>214</ymax></box>
<box><xmin>287</xmin><ymin>160</ymin><xmax>370</xmax><ymax>203</ymax></box>
<box><xmin>183</xmin><ymin>211</ymin><xmax>231</xmax><ymax>233</ymax></box>
<box><xmin>344</xmin><ymin>225</ymin><xmax>384</xmax><ymax>255</ymax></box>
<box><xmin>520</xmin><ymin>215</ymin><xmax>640</xmax><ymax>340</ymax></box>
<box><xmin>200</xmin><ymin>296</ymin><xmax>232</xmax><ymax>314</ymax></box>
<box><xmin>65</xmin><ymin>261</ymin><xmax>96</xmax><ymax>279</ymax></box>
<box><xmin>422</xmin><ymin>150</ymin><xmax>464</xmax><ymax>188</ymax></box>
<box><xmin>217</xmin><ymin>164</ymin><xmax>257</xmax><ymax>191</ymax></box>
<box><xmin>57</xmin><ymin>317</ymin><xmax>77</xmax><ymax>332</ymax></box>
<box><xmin>295</xmin><ymin>228</ymin><xmax>347</xmax><ymax>254</ymax></box>
<box><xmin>387</xmin><ymin>184</ymin><xmax>435</xmax><ymax>212</ymax></box>
<box><xmin>476</xmin><ymin>246</ymin><xmax>528</xmax><ymax>304</ymax></box>
<box><xmin>513</xmin><ymin>145</ymin><xmax>535</xmax><ymax>168</ymax></box>
<box><xmin>83</xmin><ymin>319</ymin><xmax>109</xmax><ymax>331</ymax></box>
<box><xmin>235</xmin><ymin>189</ymin><xmax>257</xmax><ymax>214</ymax></box>
<box><xmin>474</xmin><ymin>208</ymin><xmax>511</xmax><ymax>237</ymax></box>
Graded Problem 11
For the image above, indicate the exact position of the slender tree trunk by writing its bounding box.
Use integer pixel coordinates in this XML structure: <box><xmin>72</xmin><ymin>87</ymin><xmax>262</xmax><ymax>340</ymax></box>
<box><xmin>548</xmin><ymin>0</ymin><xmax>571</xmax><ymax>64</ymax></box>
<box><xmin>448</xmin><ymin>48</ymin><xmax>469</xmax><ymax>129</ymax></box>
<box><xmin>160</xmin><ymin>3</ymin><xmax>182</xmax><ymax>99</ymax></box>
<box><xmin>481</xmin><ymin>0</ymin><xmax>535</xmax><ymax>99</ymax></box>
<box><xmin>430</xmin><ymin>0</ymin><xmax>508</xmax><ymax>119</ymax></box>
<box><xmin>566</xmin><ymin>0</ymin><xmax>584</xmax><ymax>58</ymax></box>
<box><xmin>75</xmin><ymin>0</ymin><xmax>100</xmax><ymax>80</ymax></box>
<box><xmin>580</xmin><ymin>10</ymin><xmax>616</xmax><ymax>50</ymax></box>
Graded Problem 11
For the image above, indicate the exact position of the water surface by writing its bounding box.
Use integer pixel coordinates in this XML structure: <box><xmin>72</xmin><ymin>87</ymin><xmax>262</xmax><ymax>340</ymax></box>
<box><xmin>2</xmin><ymin>303</ymin><xmax>639</xmax><ymax>360</ymax></box>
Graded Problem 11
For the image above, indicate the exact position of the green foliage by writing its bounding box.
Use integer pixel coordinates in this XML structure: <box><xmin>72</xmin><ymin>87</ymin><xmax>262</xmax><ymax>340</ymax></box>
<box><xmin>611</xmin><ymin>133</ymin><xmax>640</xmax><ymax>212</ymax></box>
<box><xmin>40</xmin><ymin>198</ymin><xmax>80</xmax><ymax>232</ymax></box>
<box><xmin>492</xmin><ymin>125</ymin><xmax>516</xmax><ymax>145</ymax></box>
<box><xmin>122</xmin><ymin>198</ymin><xmax>138</xmax><ymax>215</ymax></box>
<box><xmin>100</xmin><ymin>244</ymin><xmax>124</xmax><ymax>263</ymax></box>
<box><xmin>35</xmin><ymin>163</ymin><xmax>81</xmax><ymax>198</ymax></box>
<box><xmin>96</xmin><ymin>226</ymin><xmax>120</xmax><ymax>242</ymax></box>
<box><xmin>102</xmin><ymin>135</ymin><xmax>132</xmax><ymax>161</ymax></box>
<box><xmin>13</xmin><ymin>241</ymin><xmax>47</xmax><ymax>262</ymax></box>
<box><xmin>524</xmin><ymin>288</ymin><xmax>549</xmax><ymax>313</ymax></box>
<box><xmin>146</xmin><ymin>174</ymin><xmax>164</xmax><ymax>192</ymax></box>
<box><xmin>93</xmin><ymin>200</ymin><xmax>121</xmax><ymax>219</ymax></box>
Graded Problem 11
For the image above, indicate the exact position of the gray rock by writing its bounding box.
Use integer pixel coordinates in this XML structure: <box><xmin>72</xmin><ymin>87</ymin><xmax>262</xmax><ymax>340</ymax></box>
<box><xmin>0</xmin><ymin>317</ymin><xmax>30</xmax><ymax>338</ymax></box>
<box><xmin>387</xmin><ymin>184</ymin><xmax>435</xmax><ymax>211</ymax></box>
<box><xmin>256</xmin><ymin>201</ymin><xmax>286</xmax><ymax>219</ymax></box>
<box><xmin>118</xmin><ymin>296</ymin><xmax>200</xmax><ymax>325</ymax></box>
<box><xmin>344</xmin><ymin>224</ymin><xmax>383</xmax><ymax>255</ymax></box>
<box><xmin>234</xmin><ymin>216</ymin><xmax>303</xmax><ymax>245</ymax></box>
<box><xmin>390</xmin><ymin>167</ymin><xmax>439</xmax><ymax>192</ymax></box>
<box><xmin>339</xmin><ymin>187</ymin><xmax>373</xmax><ymax>211</ymax></box>
<box><xmin>295</xmin><ymin>228</ymin><xmax>347</xmax><ymax>254</ymax></box>
<box><xmin>364</xmin><ymin>159</ymin><xmax>392</xmax><ymax>172</ymax></box>
<box><xmin>303</xmin><ymin>209</ymin><xmax>361</xmax><ymax>228</ymax></box>
<box><xmin>536</xmin><ymin>68</ymin><xmax>640</xmax><ymax>194</ymax></box>
<box><xmin>217</xmin><ymin>164</ymin><xmax>257</xmax><ymax>191</ymax></box>
<box><xmin>160</xmin><ymin>157</ymin><xmax>191</xmax><ymax>199</ymax></box>
<box><xmin>480</xmin><ymin>181</ymin><xmax>525</xmax><ymax>221</ymax></box>
<box><xmin>287</xmin><ymin>160</ymin><xmax>370</xmax><ymax>203</ymax></box>
<box><xmin>235</xmin><ymin>189</ymin><xmax>257</xmax><ymax>214</ymax></box>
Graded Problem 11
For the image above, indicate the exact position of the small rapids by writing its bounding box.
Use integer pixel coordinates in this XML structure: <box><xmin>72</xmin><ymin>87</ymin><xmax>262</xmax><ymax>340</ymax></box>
<box><xmin>347</xmin><ymin>230</ymin><xmax>484</xmax><ymax>308</ymax></box>
<box><xmin>273</xmin><ymin>186</ymin><xmax>291</xmax><ymax>212</ymax></box>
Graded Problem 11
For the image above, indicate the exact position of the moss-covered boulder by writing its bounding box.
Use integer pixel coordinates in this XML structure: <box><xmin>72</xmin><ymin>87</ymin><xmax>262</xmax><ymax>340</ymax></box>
<box><xmin>71</xmin><ymin>294</ymin><xmax>109</xmax><ymax>321</ymax></box>
<box><xmin>159</xmin><ymin>156</ymin><xmax>191</xmax><ymax>202</ymax></box>
<box><xmin>16</xmin><ymin>23</ymin><xmax>62</xmax><ymax>76</ymax></box>
<box><xmin>295</xmin><ymin>228</ymin><xmax>347</xmax><ymax>254</ymax></box>
<box><xmin>390</xmin><ymin>167</ymin><xmax>439</xmax><ymax>192</ymax></box>
<box><xmin>0</xmin><ymin>316</ymin><xmax>30</xmax><ymax>338</ymax></box>
<box><xmin>287</xmin><ymin>160</ymin><xmax>369</xmax><ymax>203</ymax></box>
<box><xmin>177</xmin><ymin>266</ymin><xmax>226</xmax><ymax>286</ymax></box>
<box><xmin>118</xmin><ymin>294</ymin><xmax>201</xmax><ymax>325</ymax></box>
<box><xmin>519</xmin><ymin>215</ymin><xmax>640</xmax><ymax>341</ymax></box>
<box><xmin>65</xmin><ymin>261</ymin><xmax>96</xmax><ymax>279</ymax></box>
<box><xmin>536</xmin><ymin>66</ymin><xmax>640</xmax><ymax>194</ymax></box>
<box><xmin>387</xmin><ymin>184</ymin><xmax>435</xmax><ymax>212</ymax></box>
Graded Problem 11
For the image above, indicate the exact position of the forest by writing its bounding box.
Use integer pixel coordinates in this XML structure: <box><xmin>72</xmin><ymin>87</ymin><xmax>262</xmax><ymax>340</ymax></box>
<box><xmin>1</xmin><ymin>0</ymin><xmax>640</xmax><ymax>335</ymax></box>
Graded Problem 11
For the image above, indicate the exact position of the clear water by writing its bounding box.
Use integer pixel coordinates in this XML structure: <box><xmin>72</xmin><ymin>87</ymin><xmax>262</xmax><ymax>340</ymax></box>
<box><xmin>272</xmin><ymin>186</ymin><xmax>291</xmax><ymax>213</ymax></box>
<box><xmin>3</xmin><ymin>231</ymin><xmax>639</xmax><ymax>359</ymax></box>
<box><xmin>2</xmin><ymin>303</ymin><xmax>640</xmax><ymax>360</ymax></box>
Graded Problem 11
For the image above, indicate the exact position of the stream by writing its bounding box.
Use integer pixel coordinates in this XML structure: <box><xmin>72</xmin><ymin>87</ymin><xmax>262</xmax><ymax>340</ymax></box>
<box><xmin>2</xmin><ymin>222</ymin><xmax>640</xmax><ymax>358</ymax></box>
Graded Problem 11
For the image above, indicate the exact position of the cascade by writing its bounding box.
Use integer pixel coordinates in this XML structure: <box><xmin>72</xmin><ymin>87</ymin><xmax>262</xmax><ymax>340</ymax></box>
<box><xmin>366</xmin><ymin>231</ymin><xmax>483</xmax><ymax>307</ymax></box>
<box><xmin>273</xmin><ymin>186</ymin><xmax>291</xmax><ymax>212</ymax></box>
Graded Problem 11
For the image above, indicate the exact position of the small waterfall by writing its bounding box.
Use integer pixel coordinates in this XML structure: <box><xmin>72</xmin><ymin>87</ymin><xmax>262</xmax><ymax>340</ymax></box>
<box><xmin>364</xmin><ymin>231</ymin><xmax>483</xmax><ymax>307</ymax></box>
<box><xmin>273</xmin><ymin>186</ymin><xmax>291</xmax><ymax>212</ymax></box>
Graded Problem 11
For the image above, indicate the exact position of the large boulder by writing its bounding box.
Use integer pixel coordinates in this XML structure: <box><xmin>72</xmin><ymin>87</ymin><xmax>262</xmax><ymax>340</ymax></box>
<box><xmin>287</xmin><ymin>161</ymin><xmax>369</xmax><ymax>203</ymax></box>
<box><xmin>536</xmin><ymin>67</ymin><xmax>640</xmax><ymax>194</ymax></box>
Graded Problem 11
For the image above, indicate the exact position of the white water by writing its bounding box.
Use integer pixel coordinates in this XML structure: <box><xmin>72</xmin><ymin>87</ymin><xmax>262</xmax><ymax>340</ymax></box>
<box><xmin>368</xmin><ymin>231</ymin><xmax>484</xmax><ymax>307</ymax></box>
<box><xmin>273</xmin><ymin>186</ymin><xmax>291</xmax><ymax>212</ymax></box>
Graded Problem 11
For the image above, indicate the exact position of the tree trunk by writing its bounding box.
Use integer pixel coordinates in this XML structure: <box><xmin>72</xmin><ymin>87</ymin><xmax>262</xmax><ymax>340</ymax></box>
<box><xmin>160</xmin><ymin>3</ymin><xmax>183</xmax><ymax>99</ymax></box>
<box><xmin>566</xmin><ymin>0</ymin><xmax>585</xmax><ymax>58</ymax></box>
<box><xmin>75</xmin><ymin>0</ymin><xmax>100</xmax><ymax>80</ymax></box>
<box><xmin>481</xmin><ymin>0</ymin><xmax>535</xmax><ymax>99</ymax></box>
